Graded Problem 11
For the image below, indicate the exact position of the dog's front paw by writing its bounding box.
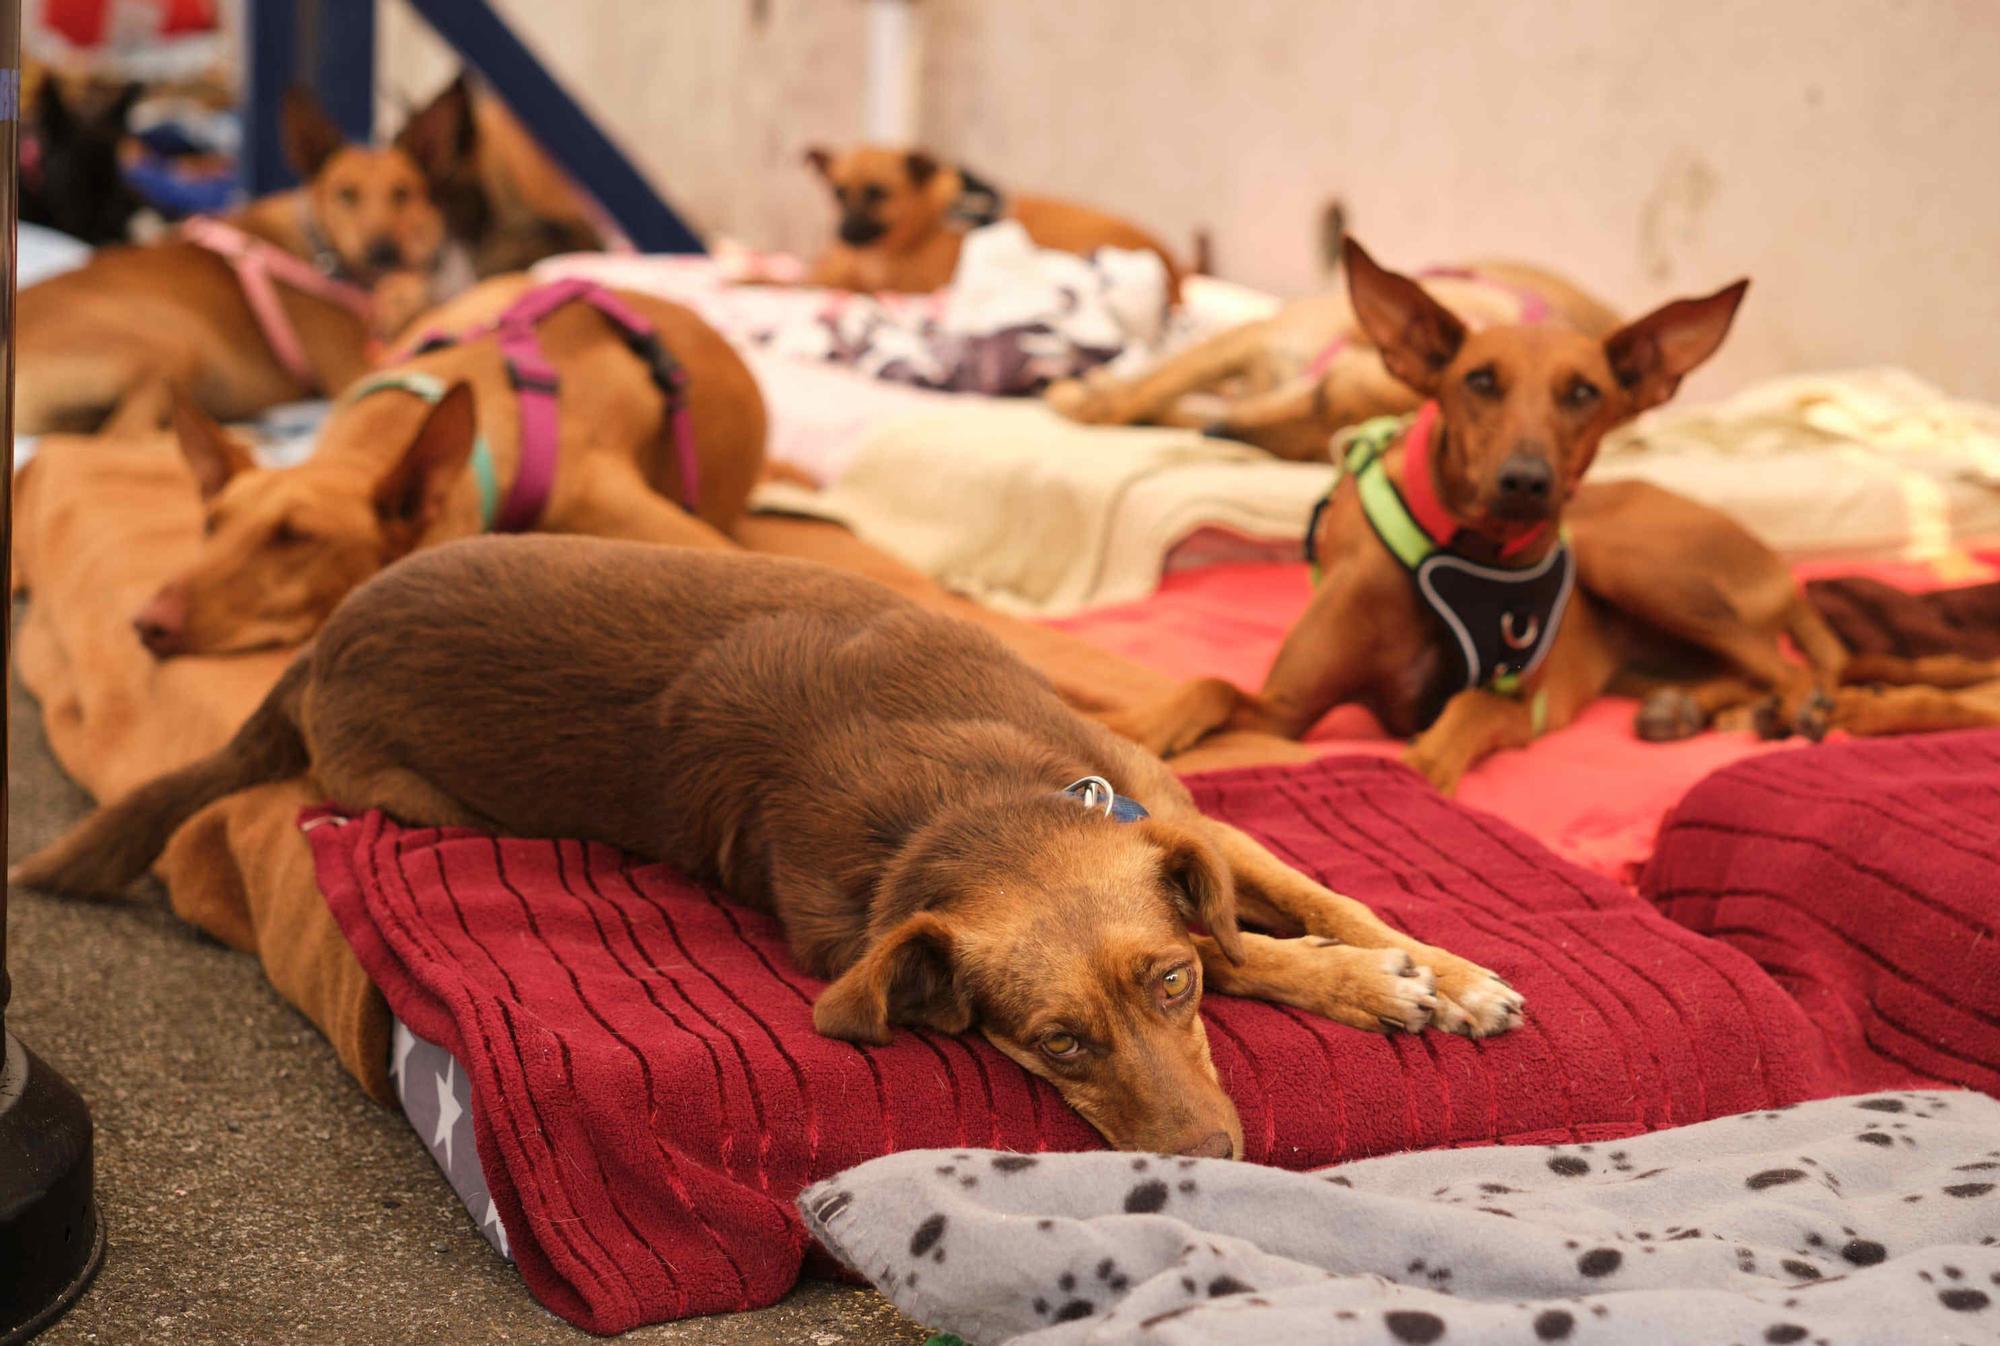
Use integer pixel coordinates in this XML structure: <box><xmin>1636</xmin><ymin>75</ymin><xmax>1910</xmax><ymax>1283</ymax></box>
<box><xmin>1400</xmin><ymin>744</ymin><xmax>1464</xmax><ymax>795</ymax></box>
<box><xmin>1287</xmin><ymin>942</ymin><xmax>1438</xmax><ymax>1034</ymax></box>
<box><xmin>1044</xmin><ymin>375</ymin><xmax>1116</xmax><ymax>423</ymax></box>
<box><xmin>1424</xmin><ymin>956</ymin><xmax>1524</xmax><ymax>1038</ymax></box>
<box><xmin>1635</xmin><ymin>688</ymin><xmax>1706</xmax><ymax>742</ymax></box>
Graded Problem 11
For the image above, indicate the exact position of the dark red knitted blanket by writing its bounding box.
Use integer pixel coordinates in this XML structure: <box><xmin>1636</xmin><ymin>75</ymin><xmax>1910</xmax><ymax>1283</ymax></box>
<box><xmin>312</xmin><ymin>749</ymin><xmax>1990</xmax><ymax>1333</ymax></box>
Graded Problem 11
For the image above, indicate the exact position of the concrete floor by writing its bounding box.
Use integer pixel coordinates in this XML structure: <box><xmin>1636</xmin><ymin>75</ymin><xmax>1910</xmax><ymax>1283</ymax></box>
<box><xmin>7</xmin><ymin>672</ymin><xmax>929</xmax><ymax>1345</ymax></box>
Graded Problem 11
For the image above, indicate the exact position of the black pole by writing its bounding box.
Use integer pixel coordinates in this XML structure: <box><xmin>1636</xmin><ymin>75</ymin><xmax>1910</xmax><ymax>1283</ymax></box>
<box><xmin>0</xmin><ymin>5</ymin><xmax>105</xmax><ymax>1338</ymax></box>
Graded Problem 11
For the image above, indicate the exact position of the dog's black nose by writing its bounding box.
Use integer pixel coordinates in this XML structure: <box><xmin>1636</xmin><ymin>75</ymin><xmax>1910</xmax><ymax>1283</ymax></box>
<box><xmin>365</xmin><ymin>238</ymin><xmax>403</xmax><ymax>270</ymax></box>
<box><xmin>1495</xmin><ymin>453</ymin><xmax>1555</xmax><ymax>506</ymax></box>
<box><xmin>837</xmin><ymin>214</ymin><xmax>887</xmax><ymax>246</ymax></box>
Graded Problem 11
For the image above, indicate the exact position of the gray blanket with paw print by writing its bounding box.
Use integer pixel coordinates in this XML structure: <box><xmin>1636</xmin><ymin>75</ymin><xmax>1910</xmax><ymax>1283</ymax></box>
<box><xmin>800</xmin><ymin>1091</ymin><xmax>2000</xmax><ymax>1345</ymax></box>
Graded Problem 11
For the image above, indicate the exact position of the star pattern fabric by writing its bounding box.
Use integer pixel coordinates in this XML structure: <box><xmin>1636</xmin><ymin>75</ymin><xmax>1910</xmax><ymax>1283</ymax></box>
<box><xmin>391</xmin><ymin>1018</ymin><xmax>511</xmax><ymax>1262</ymax></box>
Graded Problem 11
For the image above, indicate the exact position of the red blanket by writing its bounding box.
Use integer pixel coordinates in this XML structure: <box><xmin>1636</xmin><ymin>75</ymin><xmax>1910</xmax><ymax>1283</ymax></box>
<box><xmin>311</xmin><ymin>753</ymin><xmax>1945</xmax><ymax>1332</ymax></box>
<box><xmin>1642</xmin><ymin>727</ymin><xmax>2000</xmax><ymax>1097</ymax></box>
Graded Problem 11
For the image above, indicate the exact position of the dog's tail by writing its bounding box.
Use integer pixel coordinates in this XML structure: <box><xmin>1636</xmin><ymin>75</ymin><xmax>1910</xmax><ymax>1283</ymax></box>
<box><xmin>12</xmin><ymin>655</ymin><xmax>313</xmax><ymax>896</ymax></box>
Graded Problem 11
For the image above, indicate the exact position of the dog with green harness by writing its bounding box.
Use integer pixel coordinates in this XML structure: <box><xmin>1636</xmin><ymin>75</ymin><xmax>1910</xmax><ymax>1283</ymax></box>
<box><xmin>1102</xmin><ymin>240</ymin><xmax>1843</xmax><ymax>792</ymax></box>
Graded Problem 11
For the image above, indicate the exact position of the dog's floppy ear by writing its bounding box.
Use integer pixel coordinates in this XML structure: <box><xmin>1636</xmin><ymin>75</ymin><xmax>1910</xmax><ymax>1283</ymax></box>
<box><xmin>280</xmin><ymin>85</ymin><xmax>347</xmax><ymax>180</ymax></box>
<box><xmin>813</xmin><ymin>912</ymin><xmax>972</xmax><ymax>1045</ymax></box>
<box><xmin>394</xmin><ymin>73</ymin><xmax>477</xmax><ymax>186</ymax></box>
<box><xmin>1140</xmin><ymin>819</ymin><xmax>1244</xmax><ymax>964</ymax></box>
<box><xmin>803</xmin><ymin>145</ymin><xmax>834</xmax><ymax>179</ymax></box>
<box><xmin>1604</xmin><ymin>279</ymin><xmax>1750</xmax><ymax>412</ymax></box>
<box><xmin>371</xmin><ymin>382</ymin><xmax>479</xmax><ymax>539</ymax></box>
<box><xmin>170</xmin><ymin>391</ymin><xmax>256</xmax><ymax>500</ymax></box>
<box><xmin>904</xmin><ymin>150</ymin><xmax>939</xmax><ymax>188</ymax></box>
<box><xmin>1345</xmin><ymin>237</ymin><xmax>1468</xmax><ymax>396</ymax></box>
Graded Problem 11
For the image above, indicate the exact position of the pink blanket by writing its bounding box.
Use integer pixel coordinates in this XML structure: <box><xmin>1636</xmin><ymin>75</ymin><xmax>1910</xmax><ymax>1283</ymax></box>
<box><xmin>1045</xmin><ymin>553</ymin><xmax>2000</xmax><ymax>880</ymax></box>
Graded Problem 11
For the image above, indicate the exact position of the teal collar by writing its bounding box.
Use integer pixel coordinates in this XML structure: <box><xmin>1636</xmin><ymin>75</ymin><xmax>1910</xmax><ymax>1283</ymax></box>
<box><xmin>345</xmin><ymin>371</ymin><xmax>500</xmax><ymax>532</ymax></box>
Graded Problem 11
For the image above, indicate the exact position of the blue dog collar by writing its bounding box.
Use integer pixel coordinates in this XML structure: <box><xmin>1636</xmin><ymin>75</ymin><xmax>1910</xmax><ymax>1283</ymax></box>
<box><xmin>1061</xmin><ymin>775</ymin><xmax>1151</xmax><ymax>824</ymax></box>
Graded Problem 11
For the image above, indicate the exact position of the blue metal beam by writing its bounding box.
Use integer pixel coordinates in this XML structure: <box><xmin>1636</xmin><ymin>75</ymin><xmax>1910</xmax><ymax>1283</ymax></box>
<box><xmin>242</xmin><ymin>0</ymin><xmax>375</xmax><ymax>196</ymax></box>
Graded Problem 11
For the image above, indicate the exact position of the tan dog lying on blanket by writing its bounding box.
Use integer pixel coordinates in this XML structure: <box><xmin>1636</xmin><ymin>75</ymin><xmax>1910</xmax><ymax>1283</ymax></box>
<box><xmin>16</xmin><ymin>83</ymin><xmax>474</xmax><ymax>435</ymax></box>
<box><xmin>131</xmin><ymin>275</ymin><xmax>766</xmax><ymax>657</ymax></box>
<box><xmin>20</xmin><ymin>538</ymin><xmax>1523</xmax><ymax>1158</ymax></box>
<box><xmin>799</xmin><ymin>144</ymin><xmax>1184</xmax><ymax>298</ymax></box>
<box><xmin>1046</xmin><ymin>254</ymin><xmax>1622</xmax><ymax>461</ymax></box>
<box><xmin>1103</xmin><ymin>242</ymin><xmax>1851</xmax><ymax>793</ymax></box>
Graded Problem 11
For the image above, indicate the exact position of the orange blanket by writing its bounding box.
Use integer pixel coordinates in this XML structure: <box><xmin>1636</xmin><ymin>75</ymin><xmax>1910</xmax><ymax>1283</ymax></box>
<box><xmin>11</xmin><ymin>437</ymin><xmax>1316</xmax><ymax>1103</ymax></box>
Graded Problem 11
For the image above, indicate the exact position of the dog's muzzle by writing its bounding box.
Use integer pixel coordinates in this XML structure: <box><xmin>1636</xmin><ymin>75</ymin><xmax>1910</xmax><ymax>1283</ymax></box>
<box><xmin>838</xmin><ymin>213</ymin><xmax>888</xmax><ymax>246</ymax></box>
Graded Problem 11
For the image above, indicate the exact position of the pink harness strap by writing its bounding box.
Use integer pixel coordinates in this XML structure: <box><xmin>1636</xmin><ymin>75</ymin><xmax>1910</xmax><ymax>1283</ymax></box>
<box><xmin>1306</xmin><ymin>264</ymin><xmax>1555</xmax><ymax>382</ymax></box>
<box><xmin>406</xmin><ymin>278</ymin><xmax>700</xmax><ymax>533</ymax></box>
<box><xmin>180</xmin><ymin>216</ymin><xmax>375</xmax><ymax>391</ymax></box>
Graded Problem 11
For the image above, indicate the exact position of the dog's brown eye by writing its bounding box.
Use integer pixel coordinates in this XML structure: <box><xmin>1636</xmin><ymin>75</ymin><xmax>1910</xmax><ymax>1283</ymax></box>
<box><xmin>202</xmin><ymin>515</ymin><xmax>220</xmax><ymax>537</ymax></box>
<box><xmin>337</xmin><ymin>185</ymin><xmax>360</xmax><ymax>208</ymax></box>
<box><xmin>1160</xmin><ymin>967</ymin><xmax>1192</xmax><ymax>1000</ymax></box>
<box><xmin>862</xmin><ymin>184</ymin><xmax>887</xmax><ymax>204</ymax></box>
<box><xmin>390</xmin><ymin>185</ymin><xmax>410</xmax><ymax>208</ymax></box>
<box><xmin>1040</xmin><ymin>1032</ymin><xmax>1080</xmax><ymax>1059</ymax></box>
<box><xmin>272</xmin><ymin>521</ymin><xmax>309</xmax><ymax>546</ymax></box>
<box><xmin>1564</xmin><ymin>379</ymin><xmax>1600</xmax><ymax>408</ymax></box>
<box><xmin>1464</xmin><ymin>367</ymin><xmax>1499</xmax><ymax>397</ymax></box>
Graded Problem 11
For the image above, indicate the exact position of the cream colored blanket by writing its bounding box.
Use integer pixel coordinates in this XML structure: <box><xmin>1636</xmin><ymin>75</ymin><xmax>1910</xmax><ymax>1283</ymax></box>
<box><xmin>755</xmin><ymin>401</ymin><xmax>1327</xmax><ymax>616</ymax></box>
<box><xmin>763</xmin><ymin>367</ymin><xmax>2000</xmax><ymax>615</ymax></box>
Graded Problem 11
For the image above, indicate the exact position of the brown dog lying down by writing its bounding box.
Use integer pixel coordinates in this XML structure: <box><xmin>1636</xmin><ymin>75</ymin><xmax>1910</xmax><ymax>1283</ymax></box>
<box><xmin>1046</xmin><ymin>256</ymin><xmax>1622</xmax><ymax>461</ymax></box>
<box><xmin>15</xmin><ymin>82</ymin><xmax>473</xmax><ymax>436</ymax></box>
<box><xmin>1106</xmin><ymin>241</ymin><xmax>1857</xmax><ymax>793</ymax></box>
<box><xmin>131</xmin><ymin>275</ymin><xmax>766</xmax><ymax>657</ymax></box>
<box><xmin>19</xmin><ymin>537</ymin><xmax>1523</xmax><ymax>1156</ymax></box>
<box><xmin>796</xmin><ymin>144</ymin><xmax>1184</xmax><ymax>298</ymax></box>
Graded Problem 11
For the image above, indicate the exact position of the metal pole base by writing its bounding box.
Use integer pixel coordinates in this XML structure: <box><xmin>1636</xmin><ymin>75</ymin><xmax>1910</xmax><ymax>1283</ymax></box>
<box><xmin>0</xmin><ymin>1033</ymin><xmax>103</xmax><ymax>1344</ymax></box>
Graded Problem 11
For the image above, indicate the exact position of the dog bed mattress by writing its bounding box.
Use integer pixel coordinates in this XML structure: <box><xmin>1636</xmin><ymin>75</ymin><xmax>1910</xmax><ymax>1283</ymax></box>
<box><xmin>315</xmin><ymin>748</ymin><xmax>1975</xmax><ymax>1331</ymax></box>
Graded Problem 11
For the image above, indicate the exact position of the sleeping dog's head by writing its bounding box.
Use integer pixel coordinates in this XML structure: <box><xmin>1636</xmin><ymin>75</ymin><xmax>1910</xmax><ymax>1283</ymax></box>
<box><xmin>813</xmin><ymin>797</ymin><xmax>1246</xmax><ymax>1158</ymax></box>
<box><xmin>803</xmin><ymin>144</ymin><xmax>956</xmax><ymax>252</ymax></box>
<box><xmin>282</xmin><ymin>78</ymin><xmax>473</xmax><ymax>282</ymax></box>
<box><xmin>131</xmin><ymin>384</ymin><xmax>479</xmax><ymax>658</ymax></box>
<box><xmin>1344</xmin><ymin>238</ymin><xmax>1748</xmax><ymax>545</ymax></box>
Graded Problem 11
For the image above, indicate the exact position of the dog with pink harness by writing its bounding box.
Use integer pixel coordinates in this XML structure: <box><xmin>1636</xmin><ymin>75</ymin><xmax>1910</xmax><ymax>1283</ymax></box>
<box><xmin>128</xmin><ymin>275</ymin><xmax>770</xmax><ymax>659</ymax></box>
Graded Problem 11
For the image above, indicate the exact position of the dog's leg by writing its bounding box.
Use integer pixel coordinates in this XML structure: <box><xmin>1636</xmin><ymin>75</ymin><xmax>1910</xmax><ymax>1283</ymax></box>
<box><xmin>1098</xmin><ymin>677</ymin><xmax>1247</xmax><ymax>758</ymax></box>
<box><xmin>1842</xmin><ymin>653</ymin><xmax>2000</xmax><ymax>689</ymax></box>
<box><xmin>555</xmin><ymin>462</ymin><xmax>736</xmax><ymax>548</ymax></box>
<box><xmin>1046</xmin><ymin>323</ymin><xmax>1267</xmax><ymax>427</ymax></box>
<box><xmin>1202</xmin><ymin>822</ymin><xmax>1523</xmax><ymax>1037</ymax></box>
<box><xmin>314</xmin><ymin>762</ymin><xmax>494</xmax><ymax>831</ymax></box>
<box><xmin>1831</xmin><ymin>683</ymin><xmax>2000</xmax><ymax>736</ymax></box>
<box><xmin>1630</xmin><ymin>675</ymin><xmax>1766</xmax><ymax>741</ymax></box>
<box><xmin>100</xmin><ymin>371</ymin><xmax>180</xmax><ymax>437</ymax></box>
<box><xmin>1404</xmin><ymin>604</ymin><xmax>1617</xmax><ymax>790</ymax></box>
<box><xmin>1195</xmin><ymin>376</ymin><xmax>1330</xmax><ymax>462</ymax></box>
<box><xmin>1192</xmin><ymin>933</ymin><xmax>1437</xmax><ymax>1033</ymax></box>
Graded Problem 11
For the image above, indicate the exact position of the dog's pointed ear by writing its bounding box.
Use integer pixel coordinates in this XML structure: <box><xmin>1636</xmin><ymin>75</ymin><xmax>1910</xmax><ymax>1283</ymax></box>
<box><xmin>1604</xmin><ymin>279</ymin><xmax>1750</xmax><ymax>412</ymax></box>
<box><xmin>904</xmin><ymin>150</ymin><xmax>939</xmax><ymax>188</ymax></box>
<box><xmin>281</xmin><ymin>85</ymin><xmax>347</xmax><ymax>180</ymax></box>
<box><xmin>813</xmin><ymin>912</ymin><xmax>971</xmax><ymax>1045</ymax></box>
<box><xmin>104</xmin><ymin>81</ymin><xmax>143</xmax><ymax>129</ymax></box>
<box><xmin>1141</xmin><ymin>819</ymin><xmax>1244</xmax><ymax>964</ymax></box>
<box><xmin>803</xmin><ymin>145</ymin><xmax>834</xmax><ymax>179</ymax></box>
<box><xmin>1345</xmin><ymin>237</ymin><xmax>1468</xmax><ymax>396</ymax></box>
<box><xmin>371</xmin><ymin>382</ymin><xmax>479</xmax><ymax>537</ymax></box>
<box><xmin>394</xmin><ymin>73</ymin><xmax>477</xmax><ymax>186</ymax></box>
<box><xmin>36</xmin><ymin>77</ymin><xmax>73</xmax><ymax>140</ymax></box>
<box><xmin>170</xmin><ymin>391</ymin><xmax>256</xmax><ymax>500</ymax></box>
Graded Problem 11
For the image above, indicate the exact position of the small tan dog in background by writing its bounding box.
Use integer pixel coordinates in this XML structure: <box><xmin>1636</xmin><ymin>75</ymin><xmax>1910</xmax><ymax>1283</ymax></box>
<box><xmin>796</xmin><ymin>144</ymin><xmax>1184</xmax><ymax>298</ymax></box>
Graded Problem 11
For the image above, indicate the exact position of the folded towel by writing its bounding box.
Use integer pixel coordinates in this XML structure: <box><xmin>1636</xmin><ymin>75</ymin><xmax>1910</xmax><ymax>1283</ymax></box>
<box><xmin>310</xmin><ymin>751</ymin><xmax>1905</xmax><ymax>1331</ymax></box>
<box><xmin>755</xmin><ymin>401</ymin><xmax>1327</xmax><ymax>615</ymax></box>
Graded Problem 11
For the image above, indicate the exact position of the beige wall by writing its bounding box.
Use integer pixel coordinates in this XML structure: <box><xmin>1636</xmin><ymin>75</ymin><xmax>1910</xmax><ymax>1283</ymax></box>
<box><xmin>381</xmin><ymin>0</ymin><xmax>2000</xmax><ymax>401</ymax></box>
